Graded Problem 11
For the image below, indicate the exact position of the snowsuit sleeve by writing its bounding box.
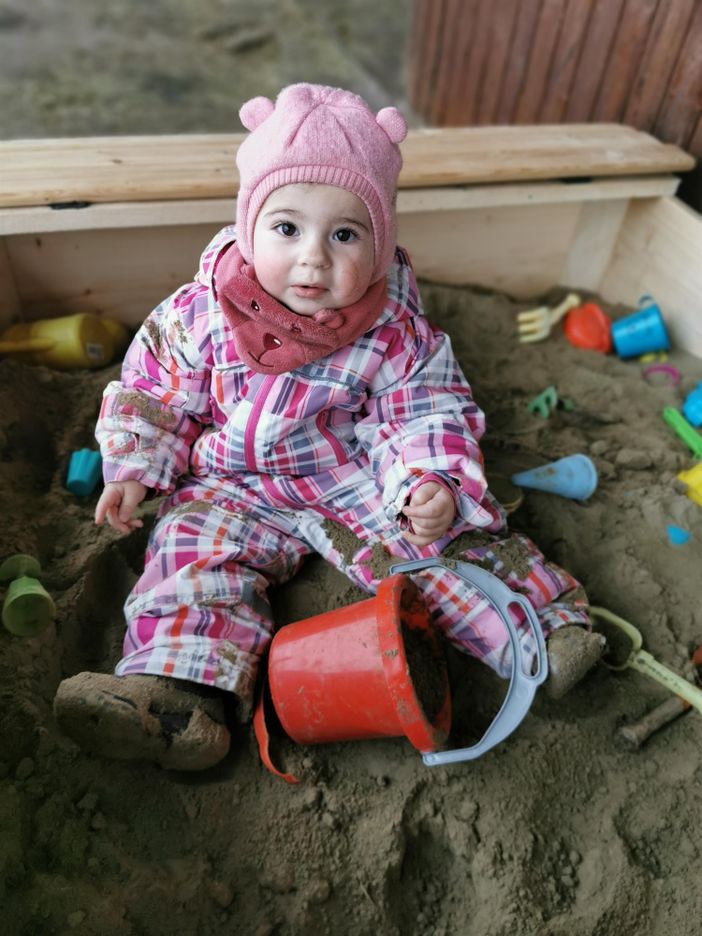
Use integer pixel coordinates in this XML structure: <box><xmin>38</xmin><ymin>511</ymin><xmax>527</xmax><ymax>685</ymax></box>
<box><xmin>96</xmin><ymin>281</ymin><xmax>214</xmax><ymax>494</ymax></box>
<box><xmin>355</xmin><ymin>252</ymin><xmax>505</xmax><ymax>533</ymax></box>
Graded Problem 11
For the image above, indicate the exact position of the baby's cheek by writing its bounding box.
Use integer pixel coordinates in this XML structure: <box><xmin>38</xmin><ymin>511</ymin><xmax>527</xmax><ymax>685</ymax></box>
<box><xmin>341</xmin><ymin>261</ymin><xmax>373</xmax><ymax>301</ymax></box>
<box><xmin>255</xmin><ymin>257</ymin><xmax>286</xmax><ymax>300</ymax></box>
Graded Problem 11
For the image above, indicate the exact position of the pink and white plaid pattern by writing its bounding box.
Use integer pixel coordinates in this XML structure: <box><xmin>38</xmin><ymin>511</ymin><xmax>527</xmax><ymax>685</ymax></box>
<box><xmin>97</xmin><ymin>228</ymin><xmax>497</xmax><ymax>527</ymax></box>
<box><xmin>97</xmin><ymin>227</ymin><xmax>589</xmax><ymax>705</ymax></box>
<box><xmin>116</xmin><ymin>466</ymin><xmax>588</xmax><ymax>704</ymax></box>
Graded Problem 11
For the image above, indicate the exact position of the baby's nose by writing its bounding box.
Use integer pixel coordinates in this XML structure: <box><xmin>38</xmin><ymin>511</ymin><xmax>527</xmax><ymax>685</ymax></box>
<box><xmin>300</xmin><ymin>240</ymin><xmax>329</xmax><ymax>267</ymax></box>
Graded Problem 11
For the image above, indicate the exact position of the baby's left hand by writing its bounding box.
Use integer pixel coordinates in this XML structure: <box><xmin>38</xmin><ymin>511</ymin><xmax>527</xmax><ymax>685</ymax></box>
<box><xmin>402</xmin><ymin>481</ymin><xmax>456</xmax><ymax>547</ymax></box>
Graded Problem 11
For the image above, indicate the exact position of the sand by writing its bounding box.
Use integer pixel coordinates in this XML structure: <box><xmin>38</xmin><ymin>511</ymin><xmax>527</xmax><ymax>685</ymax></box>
<box><xmin>2</xmin><ymin>1</ymin><xmax>702</xmax><ymax>933</ymax></box>
<box><xmin>2</xmin><ymin>280</ymin><xmax>702</xmax><ymax>935</ymax></box>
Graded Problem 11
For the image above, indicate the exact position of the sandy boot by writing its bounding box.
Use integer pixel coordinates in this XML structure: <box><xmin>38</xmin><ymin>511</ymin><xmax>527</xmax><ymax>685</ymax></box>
<box><xmin>54</xmin><ymin>672</ymin><xmax>231</xmax><ymax>771</ymax></box>
<box><xmin>544</xmin><ymin>626</ymin><xmax>607</xmax><ymax>699</ymax></box>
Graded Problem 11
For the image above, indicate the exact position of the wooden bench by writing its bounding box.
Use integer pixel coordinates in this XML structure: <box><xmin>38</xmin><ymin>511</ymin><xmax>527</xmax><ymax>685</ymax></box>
<box><xmin>1</xmin><ymin>124</ymin><xmax>699</xmax><ymax>355</ymax></box>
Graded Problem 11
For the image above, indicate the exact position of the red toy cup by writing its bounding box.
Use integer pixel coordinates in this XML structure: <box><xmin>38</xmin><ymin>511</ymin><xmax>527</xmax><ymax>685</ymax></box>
<box><xmin>267</xmin><ymin>574</ymin><xmax>451</xmax><ymax>752</ymax></box>
<box><xmin>563</xmin><ymin>302</ymin><xmax>613</xmax><ymax>353</ymax></box>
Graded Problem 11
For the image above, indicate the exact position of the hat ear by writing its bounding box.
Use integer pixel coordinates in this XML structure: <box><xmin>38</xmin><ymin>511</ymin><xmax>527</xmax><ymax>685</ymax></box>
<box><xmin>376</xmin><ymin>107</ymin><xmax>407</xmax><ymax>144</ymax></box>
<box><xmin>239</xmin><ymin>96</ymin><xmax>275</xmax><ymax>131</ymax></box>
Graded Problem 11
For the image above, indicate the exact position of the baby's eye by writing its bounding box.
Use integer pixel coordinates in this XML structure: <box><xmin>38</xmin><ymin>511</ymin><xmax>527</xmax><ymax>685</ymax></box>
<box><xmin>274</xmin><ymin>222</ymin><xmax>297</xmax><ymax>237</ymax></box>
<box><xmin>333</xmin><ymin>228</ymin><xmax>358</xmax><ymax>243</ymax></box>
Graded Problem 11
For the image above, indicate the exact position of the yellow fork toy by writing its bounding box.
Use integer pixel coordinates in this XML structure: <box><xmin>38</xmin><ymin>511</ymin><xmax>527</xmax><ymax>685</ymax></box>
<box><xmin>516</xmin><ymin>293</ymin><xmax>581</xmax><ymax>344</ymax></box>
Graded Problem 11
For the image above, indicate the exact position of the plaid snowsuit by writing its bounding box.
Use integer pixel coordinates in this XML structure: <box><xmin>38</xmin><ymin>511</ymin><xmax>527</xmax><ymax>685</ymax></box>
<box><xmin>97</xmin><ymin>227</ymin><xmax>588</xmax><ymax>706</ymax></box>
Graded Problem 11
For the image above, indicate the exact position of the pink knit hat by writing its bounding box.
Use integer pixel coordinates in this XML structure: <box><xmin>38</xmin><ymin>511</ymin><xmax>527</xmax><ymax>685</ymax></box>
<box><xmin>235</xmin><ymin>83</ymin><xmax>408</xmax><ymax>283</ymax></box>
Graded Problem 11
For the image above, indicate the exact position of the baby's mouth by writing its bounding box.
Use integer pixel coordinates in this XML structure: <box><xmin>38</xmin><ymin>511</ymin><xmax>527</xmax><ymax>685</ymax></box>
<box><xmin>292</xmin><ymin>285</ymin><xmax>326</xmax><ymax>299</ymax></box>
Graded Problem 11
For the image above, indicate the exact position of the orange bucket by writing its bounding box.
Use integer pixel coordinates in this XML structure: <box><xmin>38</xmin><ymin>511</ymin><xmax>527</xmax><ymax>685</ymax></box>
<box><xmin>267</xmin><ymin>574</ymin><xmax>451</xmax><ymax>752</ymax></box>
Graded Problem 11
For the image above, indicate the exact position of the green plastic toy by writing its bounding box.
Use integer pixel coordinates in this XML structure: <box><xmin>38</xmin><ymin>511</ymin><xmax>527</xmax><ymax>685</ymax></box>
<box><xmin>527</xmin><ymin>385</ymin><xmax>574</xmax><ymax>419</ymax></box>
<box><xmin>0</xmin><ymin>554</ymin><xmax>56</xmax><ymax>637</ymax></box>
<box><xmin>662</xmin><ymin>407</ymin><xmax>702</xmax><ymax>459</ymax></box>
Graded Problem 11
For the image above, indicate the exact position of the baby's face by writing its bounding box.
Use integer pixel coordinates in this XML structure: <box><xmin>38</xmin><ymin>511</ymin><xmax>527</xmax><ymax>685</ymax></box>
<box><xmin>252</xmin><ymin>183</ymin><xmax>375</xmax><ymax>316</ymax></box>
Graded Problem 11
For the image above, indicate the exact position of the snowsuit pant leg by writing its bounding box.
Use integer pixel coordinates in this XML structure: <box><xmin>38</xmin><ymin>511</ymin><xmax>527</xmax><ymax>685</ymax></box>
<box><xmin>116</xmin><ymin>459</ymin><xmax>589</xmax><ymax>705</ymax></box>
<box><xmin>115</xmin><ymin>482</ymin><xmax>312</xmax><ymax>709</ymax></box>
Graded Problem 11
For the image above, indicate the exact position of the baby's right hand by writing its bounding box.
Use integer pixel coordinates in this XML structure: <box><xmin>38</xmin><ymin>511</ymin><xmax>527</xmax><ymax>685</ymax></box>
<box><xmin>95</xmin><ymin>480</ymin><xmax>148</xmax><ymax>534</ymax></box>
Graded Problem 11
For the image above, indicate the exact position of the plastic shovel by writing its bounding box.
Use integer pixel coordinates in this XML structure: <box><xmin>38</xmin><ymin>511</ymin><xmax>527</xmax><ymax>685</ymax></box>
<box><xmin>389</xmin><ymin>557</ymin><xmax>548</xmax><ymax>766</ymax></box>
<box><xmin>590</xmin><ymin>606</ymin><xmax>702</xmax><ymax>715</ymax></box>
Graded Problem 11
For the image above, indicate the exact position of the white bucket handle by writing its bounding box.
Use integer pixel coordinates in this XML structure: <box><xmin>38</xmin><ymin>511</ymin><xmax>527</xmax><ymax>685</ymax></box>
<box><xmin>389</xmin><ymin>557</ymin><xmax>548</xmax><ymax>766</ymax></box>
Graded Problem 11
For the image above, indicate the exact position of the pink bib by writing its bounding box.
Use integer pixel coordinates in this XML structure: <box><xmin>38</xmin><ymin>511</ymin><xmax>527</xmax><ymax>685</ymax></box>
<box><xmin>213</xmin><ymin>244</ymin><xmax>388</xmax><ymax>374</ymax></box>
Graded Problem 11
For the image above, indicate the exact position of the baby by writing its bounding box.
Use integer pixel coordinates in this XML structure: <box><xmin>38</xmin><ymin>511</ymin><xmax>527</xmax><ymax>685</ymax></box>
<box><xmin>55</xmin><ymin>84</ymin><xmax>603</xmax><ymax>770</ymax></box>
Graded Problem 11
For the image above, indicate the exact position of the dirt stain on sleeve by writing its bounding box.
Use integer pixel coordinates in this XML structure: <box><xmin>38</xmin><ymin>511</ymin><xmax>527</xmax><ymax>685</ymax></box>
<box><xmin>142</xmin><ymin>317</ymin><xmax>163</xmax><ymax>356</ymax></box>
<box><xmin>115</xmin><ymin>390</ymin><xmax>178</xmax><ymax>430</ymax></box>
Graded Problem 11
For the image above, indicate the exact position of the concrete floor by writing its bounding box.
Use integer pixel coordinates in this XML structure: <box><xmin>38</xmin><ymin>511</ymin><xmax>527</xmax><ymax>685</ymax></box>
<box><xmin>0</xmin><ymin>0</ymin><xmax>417</xmax><ymax>139</ymax></box>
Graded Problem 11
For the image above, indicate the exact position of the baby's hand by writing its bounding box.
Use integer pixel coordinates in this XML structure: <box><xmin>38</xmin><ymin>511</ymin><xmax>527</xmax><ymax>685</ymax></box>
<box><xmin>401</xmin><ymin>481</ymin><xmax>456</xmax><ymax>547</ymax></box>
<box><xmin>95</xmin><ymin>480</ymin><xmax>148</xmax><ymax>535</ymax></box>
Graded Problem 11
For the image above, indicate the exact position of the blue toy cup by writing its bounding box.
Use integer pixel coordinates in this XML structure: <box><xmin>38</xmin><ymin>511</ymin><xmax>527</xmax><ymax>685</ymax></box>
<box><xmin>611</xmin><ymin>302</ymin><xmax>670</xmax><ymax>359</ymax></box>
<box><xmin>66</xmin><ymin>449</ymin><xmax>103</xmax><ymax>497</ymax></box>
<box><xmin>682</xmin><ymin>383</ymin><xmax>702</xmax><ymax>428</ymax></box>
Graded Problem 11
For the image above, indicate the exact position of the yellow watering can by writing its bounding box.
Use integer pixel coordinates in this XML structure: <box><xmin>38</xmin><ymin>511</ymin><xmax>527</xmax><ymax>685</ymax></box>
<box><xmin>0</xmin><ymin>313</ymin><xmax>130</xmax><ymax>370</ymax></box>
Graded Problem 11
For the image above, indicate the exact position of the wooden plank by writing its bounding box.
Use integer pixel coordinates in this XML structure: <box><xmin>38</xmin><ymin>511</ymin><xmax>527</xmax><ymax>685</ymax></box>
<box><xmin>0</xmin><ymin>176</ymin><xmax>680</xmax><ymax>237</ymax></box>
<box><xmin>0</xmin><ymin>199</ymin><xmax>234</xmax><ymax>236</ymax></box>
<box><xmin>564</xmin><ymin>0</ymin><xmax>627</xmax><ymax>122</ymax></box>
<box><xmin>495</xmin><ymin>0</ymin><xmax>543</xmax><ymax>124</ymax></box>
<box><xmin>476</xmin><ymin>0</ymin><xmax>519</xmax><ymax>124</ymax></box>
<box><xmin>444</xmin><ymin>0</ymin><xmax>490</xmax><ymax>126</ymax></box>
<box><xmin>0</xmin><ymin>200</ymin><xmax>236</xmax><ymax>236</ymax></box>
<box><xmin>6</xmin><ymin>190</ymin><xmax>701</xmax><ymax>360</ymax></box>
<box><xmin>0</xmin><ymin>126</ymin><xmax>694</xmax><ymax>210</ymax></box>
<box><xmin>5</xmin><ymin>225</ymin><xmax>220</xmax><ymax>327</ymax></box>
<box><xmin>406</xmin><ymin>0</ymin><xmax>431</xmax><ymax>111</ymax></box>
<box><xmin>538</xmin><ymin>0</ymin><xmax>595</xmax><ymax>123</ymax></box>
<box><xmin>411</xmin><ymin>0</ymin><xmax>445</xmax><ymax>121</ymax></box>
<box><xmin>598</xmin><ymin>197</ymin><xmax>702</xmax><ymax>357</ymax></box>
<box><xmin>432</xmin><ymin>0</ymin><xmax>471</xmax><ymax>125</ymax></box>
<box><xmin>399</xmin><ymin>201</ymin><xmax>582</xmax><ymax>297</ymax></box>
<box><xmin>398</xmin><ymin>125</ymin><xmax>694</xmax><ymax>186</ymax></box>
<box><xmin>0</xmin><ymin>238</ymin><xmax>21</xmax><ymax>328</ymax></box>
<box><xmin>561</xmin><ymin>199</ymin><xmax>629</xmax><ymax>292</ymax></box>
<box><xmin>687</xmin><ymin>114</ymin><xmax>702</xmax><ymax>156</ymax></box>
<box><xmin>653</xmin><ymin>2</ymin><xmax>702</xmax><ymax>149</ymax></box>
<box><xmin>514</xmin><ymin>0</ymin><xmax>567</xmax><ymax>124</ymax></box>
<box><xmin>398</xmin><ymin>177</ymin><xmax>679</xmax><ymax>211</ymax></box>
<box><xmin>591</xmin><ymin>0</ymin><xmax>659</xmax><ymax>122</ymax></box>
<box><xmin>623</xmin><ymin>0</ymin><xmax>696</xmax><ymax>131</ymax></box>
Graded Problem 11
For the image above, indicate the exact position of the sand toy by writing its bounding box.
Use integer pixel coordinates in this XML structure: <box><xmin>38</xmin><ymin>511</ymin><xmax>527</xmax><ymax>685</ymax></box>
<box><xmin>0</xmin><ymin>554</ymin><xmax>56</xmax><ymax>637</ymax></box>
<box><xmin>616</xmin><ymin>645</ymin><xmax>702</xmax><ymax>750</ymax></box>
<box><xmin>516</xmin><ymin>293</ymin><xmax>581</xmax><ymax>343</ymax></box>
<box><xmin>563</xmin><ymin>301</ymin><xmax>613</xmax><ymax>353</ymax></box>
<box><xmin>611</xmin><ymin>299</ymin><xmax>671</xmax><ymax>359</ymax></box>
<box><xmin>65</xmin><ymin>449</ymin><xmax>103</xmax><ymax>497</ymax></box>
<box><xmin>0</xmin><ymin>313</ymin><xmax>130</xmax><ymax>370</ymax></box>
<box><xmin>511</xmin><ymin>454</ymin><xmax>598</xmax><ymax>501</ymax></box>
<box><xmin>662</xmin><ymin>407</ymin><xmax>702</xmax><ymax>458</ymax></box>
<box><xmin>591</xmin><ymin>606</ymin><xmax>702</xmax><ymax>716</ymax></box>
<box><xmin>256</xmin><ymin>558</ymin><xmax>548</xmax><ymax>779</ymax></box>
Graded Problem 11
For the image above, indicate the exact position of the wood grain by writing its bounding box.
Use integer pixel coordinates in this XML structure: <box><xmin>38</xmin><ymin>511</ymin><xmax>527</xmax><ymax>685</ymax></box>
<box><xmin>407</xmin><ymin>0</ymin><xmax>702</xmax><ymax>157</ymax></box>
<box><xmin>0</xmin><ymin>125</ymin><xmax>694</xmax><ymax>210</ymax></box>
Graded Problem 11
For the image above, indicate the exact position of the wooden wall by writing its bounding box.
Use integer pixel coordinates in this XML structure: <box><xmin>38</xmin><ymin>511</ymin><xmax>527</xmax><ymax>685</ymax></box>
<box><xmin>408</xmin><ymin>0</ymin><xmax>702</xmax><ymax>158</ymax></box>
